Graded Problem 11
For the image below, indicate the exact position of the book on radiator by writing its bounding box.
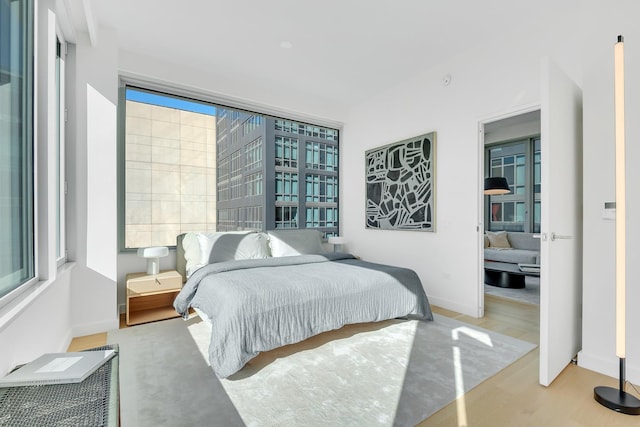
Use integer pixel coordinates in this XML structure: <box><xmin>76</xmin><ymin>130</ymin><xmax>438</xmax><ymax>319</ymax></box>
<box><xmin>0</xmin><ymin>349</ymin><xmax>116</xmax><ymax>388</ymax></box>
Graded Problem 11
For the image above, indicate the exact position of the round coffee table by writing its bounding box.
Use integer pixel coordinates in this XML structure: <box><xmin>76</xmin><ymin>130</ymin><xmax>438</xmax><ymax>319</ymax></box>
<box><xmin>484</xmin><ymin>261</ymin><xmax>526</xmax><ymax>288</ymax></box>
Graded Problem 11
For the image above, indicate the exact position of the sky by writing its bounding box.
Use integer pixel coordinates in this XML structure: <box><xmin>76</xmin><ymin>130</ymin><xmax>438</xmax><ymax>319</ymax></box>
<box><xmin>126</xmin><ymin>88</ymin><xmax>216</xmax><ymax>116</ymax></box>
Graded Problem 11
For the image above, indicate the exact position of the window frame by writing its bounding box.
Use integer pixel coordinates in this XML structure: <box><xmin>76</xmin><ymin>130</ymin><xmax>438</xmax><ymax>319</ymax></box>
<box><xmin>55</xmin><ymin>31</ymin><xmax>67</xmax><ymax>267</ymax></box>
<box><xmin>118</xmin><ymin>78</ymin><xmax>342</xmax><ymax>250</ymax></box>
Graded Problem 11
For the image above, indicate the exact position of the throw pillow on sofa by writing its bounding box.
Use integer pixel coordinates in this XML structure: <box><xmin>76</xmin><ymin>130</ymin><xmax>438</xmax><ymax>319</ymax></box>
<box><xmin>486</xmin><ymin>231</ymin><xmax>511</xmax><ymax>248</ymax></box>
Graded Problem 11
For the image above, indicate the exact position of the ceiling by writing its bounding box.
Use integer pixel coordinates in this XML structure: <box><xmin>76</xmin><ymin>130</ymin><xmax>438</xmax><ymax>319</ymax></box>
<box><xmin>88</xmin><ymin>0</ymin><xmax>575</xmax><ymax>112</ymax></box>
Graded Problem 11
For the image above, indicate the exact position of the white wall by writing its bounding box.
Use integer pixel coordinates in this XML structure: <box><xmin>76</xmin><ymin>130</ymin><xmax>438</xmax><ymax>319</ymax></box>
<box><xmin>578</xmin><ymin>2</ymin><xmax>640</xmax><ymax>384</ymax></box>
<box><xmin>341</xmin><ymin>1</ymin><xmax>640</xmax><ymax>384</ymax></box>
<box><xmin>67</xmin><ymin>27</ymin><xmax>120</xmax><ymax>336</ymax></box>
<box><xmin>118</xmin><ymin>50</ymin><xmax>345</xmax><ymax>128</ymax></box>
<box><xmin>0</xmin><ymin>267</ymin><xmax>74</xmax><ymax>376</ymax></box>
<box><xmin>340</xmin><ymin>35</ymin><xmax>578</xmax><ymax>317</ymax></box>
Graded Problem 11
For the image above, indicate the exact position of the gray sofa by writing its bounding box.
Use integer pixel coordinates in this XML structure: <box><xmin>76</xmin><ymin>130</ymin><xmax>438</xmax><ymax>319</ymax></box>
<box><xmin>484</xmin><ymin>232</ymin><xmax>540</xmax><ymax>266</ymax></box>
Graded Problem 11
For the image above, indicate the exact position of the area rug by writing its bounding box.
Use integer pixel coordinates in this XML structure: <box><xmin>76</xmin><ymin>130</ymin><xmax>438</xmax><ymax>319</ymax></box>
<box><xmin>107</xmin><ymin>314</ymin><xmax>536</xmax><ymax>427</ymax></box>
<box><xmin>484</xmin><ymin>276</ymin><xmax>540</xmax><ymax>305</ymax></box>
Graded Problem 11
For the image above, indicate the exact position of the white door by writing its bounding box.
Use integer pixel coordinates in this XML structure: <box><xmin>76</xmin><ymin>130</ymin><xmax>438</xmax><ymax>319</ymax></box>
<box><xmin>539</xmin><ymin>57</ymin><xmax>583</xmax><ymax>386</ymax></box>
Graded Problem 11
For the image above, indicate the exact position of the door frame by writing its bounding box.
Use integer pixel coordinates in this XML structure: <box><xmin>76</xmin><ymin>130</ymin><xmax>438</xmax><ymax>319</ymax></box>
<box><xmin>476</xmin><ymin>103</ymin><xmax>541</xmax><ymax>318</ymax></box>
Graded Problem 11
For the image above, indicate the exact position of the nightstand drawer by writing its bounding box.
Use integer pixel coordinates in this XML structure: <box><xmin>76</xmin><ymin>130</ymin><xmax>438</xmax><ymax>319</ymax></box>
<box><xmin>126</xmin><ymin>270</ymin><xmax>182</xmax><ymax>295</ymax></box>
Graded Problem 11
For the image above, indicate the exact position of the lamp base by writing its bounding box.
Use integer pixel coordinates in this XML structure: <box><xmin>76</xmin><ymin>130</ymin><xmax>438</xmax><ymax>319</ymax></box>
<box><xmin>146</xmin><ymin>258</ymin><xmax>160</xmax><ymax>275</ymax></box>
<box><xmin>594</xmin><ymin>386</ymin><xmax>640</xmax><ymax>415</ymax></box>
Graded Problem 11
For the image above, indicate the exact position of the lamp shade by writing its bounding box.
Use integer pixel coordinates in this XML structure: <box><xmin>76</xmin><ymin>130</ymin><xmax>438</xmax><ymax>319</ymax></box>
<box><xmin>484</xmin><ymin>177</ymin><xmax>511</xmax><ymax>195</ymax></box>
<box><xmin>137</xmin><ymin>246</ymin><xmax>169</xmax><ymax>275</ymax></box>
<box><xmin>328</xmin><ymin>236</ymin><xmax>347</xmax><ymax>245</ymax></box>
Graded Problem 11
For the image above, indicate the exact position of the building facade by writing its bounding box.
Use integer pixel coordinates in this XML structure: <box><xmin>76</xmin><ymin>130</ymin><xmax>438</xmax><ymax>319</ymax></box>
<box><xmin>216</xmin><ymin>108</ymin><xmax>339</xmax><ymax>237</ymax></box>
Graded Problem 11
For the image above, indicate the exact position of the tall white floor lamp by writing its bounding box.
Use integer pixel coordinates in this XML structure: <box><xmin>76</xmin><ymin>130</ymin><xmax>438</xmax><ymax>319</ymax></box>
<box><xmin>593</xmin><ymin>35</ymin><xmax>640</xmax><ymax>416</ymax></box>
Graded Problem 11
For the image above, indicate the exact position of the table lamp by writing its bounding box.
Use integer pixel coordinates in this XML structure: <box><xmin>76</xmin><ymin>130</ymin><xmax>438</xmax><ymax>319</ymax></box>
<box><xmin>137</xmin><ymin>246</ymin><xmax>169</xmax><ymax>275</ymax></box>
<box><xmin>328</xmin><ymin>236</ymin><xmax>347</xmax><ymax>253</ymax></box>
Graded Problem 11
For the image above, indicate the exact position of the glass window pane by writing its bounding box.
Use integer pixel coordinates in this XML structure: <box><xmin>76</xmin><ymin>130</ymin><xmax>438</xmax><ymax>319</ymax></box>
<box><xmin>516</xmin><ymin>202</ymin><xmax>526</xmax><ymax>222</ymax></box>
<box><xmin>516</xmin><ymin>165</ymin><xmax>525</xmax><ymax>185</ymax></box>
<box><xmin>124</xmin><ymin>92</ymin><xmax>339</xmax><ymax>240</ymax></box>
<box><xmin>491</xmin><ymin>203</ymin><xmax>502</xmax><ymax>222</ymax></box>
<box><xmin>503</xmin><ymin>165</ymin><xmax>514</xmax><ymax>184</ymax></box>
<box><xmin>0</xmin><ymin>0</ymin><xmax>35</xmax><ymax>298</ymax></box>
<box><xmin>503</xmin><ymin>202</ymin><xmax>515</xmax><ymax>222</ymax></box>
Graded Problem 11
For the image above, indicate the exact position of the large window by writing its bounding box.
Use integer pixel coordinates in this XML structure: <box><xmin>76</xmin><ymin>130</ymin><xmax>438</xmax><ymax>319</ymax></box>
<box><xmin>485</xmin><ymin>138</ymin><xmax>541</xmax><ymax>233</ymax></box>
<box><xmin>121</xmin><ymin>88</ymin><xmax>217</xmax><ymax>249</ymax></box>
<box><xmin>0</xmin><ymin>0</ymin><xmax>35</xmax><ymax>299</ymax></box>
<box><xmin>121</xmin><ymin>86</ymin><xmax>340</xmax><ymax>247</ymax></box>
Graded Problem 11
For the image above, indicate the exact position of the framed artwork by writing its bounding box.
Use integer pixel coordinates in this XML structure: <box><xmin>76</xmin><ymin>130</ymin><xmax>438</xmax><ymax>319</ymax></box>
<box><xmin>365</xmin><ymin>131</ymin><xmax>436</xmax><ymax>231</ymax></box>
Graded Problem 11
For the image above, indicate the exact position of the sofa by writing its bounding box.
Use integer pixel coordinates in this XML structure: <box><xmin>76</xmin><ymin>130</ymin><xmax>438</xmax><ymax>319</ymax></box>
<box><xmin>484</xmin><ymin>231</ymin><xmax>540</xmax><ymax>267</ymax></box>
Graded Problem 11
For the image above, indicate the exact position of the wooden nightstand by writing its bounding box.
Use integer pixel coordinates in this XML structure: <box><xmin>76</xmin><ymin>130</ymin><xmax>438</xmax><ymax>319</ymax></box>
<box><xmin>126</xmin><ymin>270</ymin><xmax>183</xmax><ymax>326</ymax></box>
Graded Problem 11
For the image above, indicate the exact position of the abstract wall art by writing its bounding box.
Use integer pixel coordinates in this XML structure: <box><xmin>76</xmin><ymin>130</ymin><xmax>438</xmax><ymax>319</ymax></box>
<box><xmin>365</xmin><ymin>132</ymin><xmax>436</xmax><ymax>231</ymax></box>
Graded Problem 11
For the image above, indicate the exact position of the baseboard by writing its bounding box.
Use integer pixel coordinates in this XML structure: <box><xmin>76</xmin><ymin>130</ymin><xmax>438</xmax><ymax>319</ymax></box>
<box><xmin>578</xmin><ymin>350</ymin><xmax>640</xmax><ymax>385</ymax></box>
<box><xmin>72</xmin><ymin>317</ymin><xmax>119</xmax><ymax>338</ymax></box>
<box><xmin>59</xmin><ymin>328</ymin><xmax>75</xmax><ymax>353</ymax></box>
<box><xmin>428</xmin><ymin>295</ymin><xmax>479</xmax><ymax>318</ymax></box>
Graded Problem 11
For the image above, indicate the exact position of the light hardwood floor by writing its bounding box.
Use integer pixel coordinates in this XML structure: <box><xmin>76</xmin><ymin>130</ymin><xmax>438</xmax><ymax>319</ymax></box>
<box><xmin>69</xmin><ymin>296</ymin><xmax>640</xmax><ymax>426</ymax></box>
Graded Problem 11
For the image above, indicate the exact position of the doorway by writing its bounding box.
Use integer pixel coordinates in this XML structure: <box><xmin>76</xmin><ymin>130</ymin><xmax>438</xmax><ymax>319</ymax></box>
<box><xmin>482</xmin><ymin>110</ymin><xmax>541</xmax><ymax>307</ymax></box>
<box><xmin>478</xmin><ymin>59</ymin><xmax>583</xmax><ymax>387</ymax></box>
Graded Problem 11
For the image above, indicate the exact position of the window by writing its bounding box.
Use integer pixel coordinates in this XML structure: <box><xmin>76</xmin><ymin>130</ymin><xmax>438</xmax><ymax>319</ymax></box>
<box><xmin>275</xmin><ymin>172</ymin><xmax>298</xmax><ymax>201</ymax></box>
<box><xmin>121</xmin><ymin>87</ymin><xmax>217</xmax><ymax>249</ymax></box>
<box><xmin>305</xmin><ymin>206</ymin><xmax>338</xmax><ymax>228</ymax></box>
<box><xmin>275</xmin><ymin>136</ymin><xmax>298</xmax><ymax>168</ymax></box>
<box><xmin>244</xmin><ymin>137</ymin><xmax>262</xmax><ymax>171</ymax></box>
<box><xmin>244</xmin><ymin>206</ymin><xmax>262</xmax><ymax>230</ymax></box>
<box><xmin>55</xmin><ymin>36</ymin><xmax>67</xmax><ymax>266</ymax></box>
<box><xmin>275</xmin><ymin>206</ymin><xmax>298</xmax><ymax>228</ymax></box>
<box><xmin>245</xmin><ymin>172</ymin><xmax>262</xmax><ymax>197</ymax></box>
<box><xmin>306</xmin><ymin>174</ymin><xmax>338</xmax><ymax>203</ymax></box>
<box><xmin>120</xmin><ymin>85</ymin><xmax>339</xmax><ymax>247</ymax></box>
<box><xmin>0</xmin><ymin>0</ymin><xmax>35</xmax><ymax>299</ymax></box>
<box><xmin>306</xmin><ymin>141</ymin><xmax>338</xmax><ymax>171</ymax></box>
<box><xmin>485</xmin><ymin>138</ymin><xmax>541</xmax><ymax>233</ymax></box>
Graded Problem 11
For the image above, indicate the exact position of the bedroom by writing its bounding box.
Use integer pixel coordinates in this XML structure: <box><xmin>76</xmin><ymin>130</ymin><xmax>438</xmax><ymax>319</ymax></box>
<box><xmin>1</xmin><ymin>0</ymin><xmax>640</xmax><ymax>425</ymax></box>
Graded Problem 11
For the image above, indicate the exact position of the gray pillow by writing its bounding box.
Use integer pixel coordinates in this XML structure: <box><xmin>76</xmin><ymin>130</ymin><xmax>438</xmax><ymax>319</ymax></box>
<box><xmin>267</xmin><ymin>229</ymin><xmax>325</xmax><ymax>257</ymax></box>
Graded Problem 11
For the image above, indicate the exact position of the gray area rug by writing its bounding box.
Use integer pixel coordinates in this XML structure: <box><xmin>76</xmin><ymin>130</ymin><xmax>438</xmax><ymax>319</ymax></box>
<box><xmin>484</xmin><ymin>276</ymin><xmax>540</xmax><ymax>305</ymax></box>
<box><xmin>107</xmin><ymin>314</ymin><xmax>535</xmax><ymax>427</ymax></box>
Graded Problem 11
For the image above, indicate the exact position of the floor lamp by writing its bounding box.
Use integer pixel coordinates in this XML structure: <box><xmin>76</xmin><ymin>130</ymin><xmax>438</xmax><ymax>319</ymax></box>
<box><xmin>484</xmin><ymin>177</ymin><xmax>511</xmax><ymax>195</ymax></box>
<box><xmin>593</xmin><ymin>35</ymin><xmax>640</xmax><ymax>415</ymax></box>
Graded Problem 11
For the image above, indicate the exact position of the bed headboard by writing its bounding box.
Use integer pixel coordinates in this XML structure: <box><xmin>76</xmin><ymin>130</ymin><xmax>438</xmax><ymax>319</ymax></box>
<box><xmin>176</xmin><ymin>233</ymin><xmax>187</xmax><ymax>282</ymax></box>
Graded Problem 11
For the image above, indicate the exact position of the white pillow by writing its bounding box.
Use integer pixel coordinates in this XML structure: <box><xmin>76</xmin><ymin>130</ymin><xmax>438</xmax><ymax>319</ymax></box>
<box><xmin>267</xmin><ymin>229</ymin><xmax>325</xmax><ymax>257</ymax></box>
<box><xmin>198</xmin><ymin>232</ymin><xmax>270</xmax><ymax>264</ymax></box>
<box><xmin>182</xmin><ymin>232</ymin><xmax>204</xmax><ymax>278</ymax></box>
<box><xmin>486</xmin><ymin>231</ymin><xmax>511</xmax><ymax>248</ymax></box>
<box><xmin>182</xmin><ymin>231</ymin><xmax>270</xmax><ymax>278</ymax></box>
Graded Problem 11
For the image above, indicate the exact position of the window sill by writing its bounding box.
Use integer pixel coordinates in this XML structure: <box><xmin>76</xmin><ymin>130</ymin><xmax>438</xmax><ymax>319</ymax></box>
<box><xmin>0</xmin><ymin>262</ymin><xmax>77</xmax><ymax>333</ymax></box>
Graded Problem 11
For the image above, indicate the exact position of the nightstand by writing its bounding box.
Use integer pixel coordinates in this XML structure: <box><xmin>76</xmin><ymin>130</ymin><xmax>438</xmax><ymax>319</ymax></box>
<box><xmin>126</xmin><ymin>270</ymin><xmax>183</xmax><ymax>326</ymax></box>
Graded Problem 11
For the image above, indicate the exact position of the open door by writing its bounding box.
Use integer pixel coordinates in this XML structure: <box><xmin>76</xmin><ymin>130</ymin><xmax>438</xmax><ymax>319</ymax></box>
<box><xmin>539</xmin><ymin>57</ymin><xmax>583</xmax><ymax>386</ymax></box>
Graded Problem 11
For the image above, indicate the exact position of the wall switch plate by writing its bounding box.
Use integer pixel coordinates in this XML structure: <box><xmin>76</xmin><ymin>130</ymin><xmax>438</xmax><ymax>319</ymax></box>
<box><xmin>603</xmin><ymin>201</ymin><xmax>616</xmax><ymax>220</ymax></box>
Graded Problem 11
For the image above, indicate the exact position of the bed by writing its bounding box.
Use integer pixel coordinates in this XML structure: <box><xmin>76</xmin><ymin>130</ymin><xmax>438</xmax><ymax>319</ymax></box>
<box><xmin>173</xmin><ymin>230</ymin><xmax>433</xmax><ymax>378</ymax></box>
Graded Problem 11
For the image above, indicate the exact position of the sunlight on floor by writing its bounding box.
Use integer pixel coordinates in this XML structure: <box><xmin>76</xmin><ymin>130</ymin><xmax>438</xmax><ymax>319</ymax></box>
<box><xmin>451</xmin><ymin>326</ymin><xmax>493</xmax><ymax>427</ymax></box>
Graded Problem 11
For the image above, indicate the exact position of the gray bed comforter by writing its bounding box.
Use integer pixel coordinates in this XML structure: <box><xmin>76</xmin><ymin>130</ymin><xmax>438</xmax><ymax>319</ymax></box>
<box><xmin>174</xmin><ymin>253</ymin><xmax>433</xmax><ymax>378</ymax></box>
